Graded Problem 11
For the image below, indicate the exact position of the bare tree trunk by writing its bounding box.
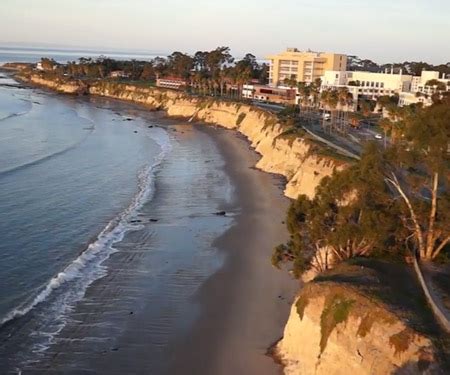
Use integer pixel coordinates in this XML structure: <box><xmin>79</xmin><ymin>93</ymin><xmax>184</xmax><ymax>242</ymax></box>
<box><xmin>386</xmin><ymin>172</ymin><xmax>425</xmax><ymax>257</ymax></box>
<box><xmin>426</xmin><ymin>173</ymin><xmax>439</xmax><ymax>259</ymax></box>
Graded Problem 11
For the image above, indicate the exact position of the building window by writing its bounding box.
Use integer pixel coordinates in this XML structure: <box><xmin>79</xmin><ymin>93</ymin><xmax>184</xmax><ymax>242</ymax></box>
<box><xmin>381</xmin><ymin>83</ymin><xmax>384</xmax><ymax>88</ymax></box>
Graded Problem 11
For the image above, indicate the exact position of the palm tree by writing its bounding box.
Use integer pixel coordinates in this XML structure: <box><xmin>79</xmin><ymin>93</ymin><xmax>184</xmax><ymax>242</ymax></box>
<box><xmin>320</xmin><ymin>89</ymin><xmax>339</xmax><ymax>133</ymax></box>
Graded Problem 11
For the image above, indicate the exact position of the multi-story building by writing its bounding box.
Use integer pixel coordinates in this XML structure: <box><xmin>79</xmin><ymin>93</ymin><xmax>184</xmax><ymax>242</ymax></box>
<box><xmin>321</xmin><ymin>70</ymin><xmax>413</xmax><ymax>102</ymax></box>
<box><xmin>267</xmin><ymin>48</ymin><xmax>347</xmax><ymax>86</ymax></box>
<box><xmin>109</xmin><ymin>70</ymin><xmax>131</xmax><ymax>79</ymax></box>
<box><xmin>242</xmin><ymin>84</ymin><xmax>296</xmax><ymax>104</ymax></box>
<box><xmin>399</xmin><ymin>71</ymin><xmax>449</xmax><ymax>106</ymax></box>
<box><xmin>156</xmin><ymin>77</ymin><xmax>187</xmax><ymax>90</ymax></box>
<box><xmin>410</xmin><ymin>71</ymin><xmax>450</xmax><ymax>93</ymax></box>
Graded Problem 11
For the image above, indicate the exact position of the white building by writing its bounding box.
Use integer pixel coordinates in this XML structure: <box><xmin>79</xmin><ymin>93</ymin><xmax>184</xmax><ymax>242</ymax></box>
<box><xmin>156</xmin><ymin>77</ymin><xmax>187</xmax><ymax>90</ymax></box>
<box><xmin>398</xmin><ymin>92</ymin><xmax>433</xmax><ymax>107</ymax></box>
<box><xmin>411</xmin><ymin>71</ymin><xmax>449</xmax><ymax>93</ymax></box>
<box><xmin>321</xmin><ymin>69</ymin><xmax>413</xmax><ymax>102</ymax></box>
<box><xmin>399</xmin><ymin>71</ymin><xmax>450</xmax><ymax>107</ymax></box>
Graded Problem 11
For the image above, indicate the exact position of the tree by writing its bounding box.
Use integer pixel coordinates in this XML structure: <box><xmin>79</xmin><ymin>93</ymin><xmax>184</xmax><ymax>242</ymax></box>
<box><xmin>283</xmin><ymin>77</ymin><xmax>297</xmax><ymax>88</ymax></box>
<box><xmin>273</xmin><ymin>143</ymin><xmax>399</xmax><ymax>277</ymax></box>
<box><xmin>425</xmin><ymin>79</ymin><xmax>447</xmax><ymax>91</ymax></box>
<box><xmin>384</xmin><ymin>102</ymin><xmax>450</xmax><ymax>261</ymax></box>
<box><xmin>348</xmin><ymin>80</ymin><xmax>360</xmax><ymax>87</ymax></box>
<box><xmin>205</xmin><ymin>47</ymin><xmax>234</xmax><ymax>77</ymax></box>
<box><xmin>166</xmin><ymin>52</ymin><xmax>194</xmax><ymax>80</ymax></box>
<box><xmin>153</xmin><ymin>57</ymin><xmax>168</xmax><ymax>78</ymax></box>
<box><xmin>359</xmin><ymin>99</ymin><xmax>375</xmax><ymax>116</ymax></box>
<box><xmin>257</xmin><ymin>63</ymin><xmax>269</xmax><ymax>84</ymax></box>
<box><xmin>337</xmin><ymin>87</ymin><xmax>353</xmax><ymax>110</ymax></box>
<box><xmin>40</xmin><ymin>58</ymin><xmax>57</xmax><ymax>71</ymax></box>
<box><xmin>320</xmin><ymin>89</ymin><xmax>338</xmax><ymax>110</ymax></box>
<box><xmin>297</xmin><ymin>82</ymin><xmax>312</xmax><ymax>109</ymax></box>
<box><xmin>377</xmin><ymin>95</ymin><xmax>399</xmax><ymax>110</ymax></box>
<box><xmin>193</xmin><ymin>51</ymin><xmax>208</xmax><ymax>72</ymax></box>
<box><xmin>140</xmin><ymin>62</ymin><xmax>155</xmax><ymax>81</ymax></box>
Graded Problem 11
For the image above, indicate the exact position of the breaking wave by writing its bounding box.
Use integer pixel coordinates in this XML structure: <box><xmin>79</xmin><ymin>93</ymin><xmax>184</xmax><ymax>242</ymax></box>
<box><xmin>0</xmin><ymin>127</ymin><xmax>171</xmax><ymax>328</ymax></box>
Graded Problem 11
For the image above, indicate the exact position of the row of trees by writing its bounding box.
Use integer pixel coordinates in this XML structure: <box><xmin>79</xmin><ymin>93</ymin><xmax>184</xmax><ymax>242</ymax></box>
<box><xmin>348</xmin><ymin>56</ymin><xmax>450</xmax><ymax>77</ymax></box>
<box><xmin>273</xmin><ymin>99</ymin><xmax>450</xmax><ymax>276</ymax></box>
<box><xmin>41</xmin><ymin>47</ymin><xmax>268</xmax><ymax>97</ymax></box>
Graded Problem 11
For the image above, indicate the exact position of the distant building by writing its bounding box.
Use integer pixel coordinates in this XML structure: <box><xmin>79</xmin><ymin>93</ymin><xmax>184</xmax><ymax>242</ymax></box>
<box><xmin>243</xmin><ymin>84</ymin><xmax>296</xmax><ymax>104</ymax></box>
<box><xmin>399</xmin><ymin>71</ymin><xmax>450</xmax><ymax>107</ymax></box>
<box><xmin>321</xmin><ymin>69</ymin><xmax>413</xmax><ymax>102</ymax></box>
<box><xmin>267</xmin><ymin>48</ymin><xmax>347</xmax><ymax>86</ymax></box>
<box><xmin>156</xmin><ymin>77</ymin><xmax>187</xmax><ymax>90</ymax></box>
<box><xmin>410</xmin><ymin>71</ymin><xmax>450</xmax><ymax>94</ymax></box>
<box><xmin>398</xmin><ymin>92</ymin><xmax>433</xmax><ymax>107</ymax></box>
<box><xmin>109</xmin><ymin>70</ymin><xmax>130</xmax><ymax>79</ymax></box>
<box><xmin>36</xmin><ymin>62</ymin><xmax>44</xmax><ymax>71</ymax></box>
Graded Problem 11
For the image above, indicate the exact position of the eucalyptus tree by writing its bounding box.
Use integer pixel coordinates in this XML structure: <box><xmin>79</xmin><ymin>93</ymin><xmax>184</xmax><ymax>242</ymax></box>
<box><xmin>166</xmin><ymin>52</ymin><xmax>194</xmax><ymax>80</ymax></box>
<box><xmin>273</xmin><ymin>142</ymin><xmax>399</xmax><ymax>277</ymax></box>
<box><xmin>152</xmin><ymin>56</ymin><xmax>168</xmax><ymax>79</ymax></box>
<box><xmin>384</xmin><ymin>102</ymin><xmax>450</xmax><ymax>261</ymax></box>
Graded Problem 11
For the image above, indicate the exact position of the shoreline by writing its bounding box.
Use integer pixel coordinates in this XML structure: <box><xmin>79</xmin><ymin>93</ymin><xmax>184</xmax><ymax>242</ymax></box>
<box><xmin>167</xmin><ymin>124</ymin><xmax>298</xmax><ymax>374</ymax></box>
<box><xmin>4</xmin><ymin>87</ymin><xmax>298</xmax><ymax>374</ymax></box>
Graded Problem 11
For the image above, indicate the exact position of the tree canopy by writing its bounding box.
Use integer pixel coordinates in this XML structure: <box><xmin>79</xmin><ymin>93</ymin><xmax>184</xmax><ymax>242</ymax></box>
<box><xmin>274</xmin><ymin>101</ymin><xmax>450</xmax><ymax>277</ymax></box>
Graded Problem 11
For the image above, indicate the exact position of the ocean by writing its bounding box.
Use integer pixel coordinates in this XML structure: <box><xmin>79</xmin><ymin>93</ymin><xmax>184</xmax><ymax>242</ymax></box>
<box><xmin>0</xmin><ymin>48</ymin><xmax>295</xmax><ymax>375</ymax></box>
<box><xmin>0</xmin><ymin>52</ymin><xmax>235</xmax><ymax>373</ymax></box>
<box><xmin>0</xmin><ymin>46</ymin><xmax>165</xmax><ymax>67</ymax></box>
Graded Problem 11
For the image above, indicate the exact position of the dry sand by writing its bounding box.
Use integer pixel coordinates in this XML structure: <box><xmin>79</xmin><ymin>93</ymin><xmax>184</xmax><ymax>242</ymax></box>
<box><xmin>168</xmin><ymin>125</ymin><xmax>299</xmax><ymax>375</ymax></box>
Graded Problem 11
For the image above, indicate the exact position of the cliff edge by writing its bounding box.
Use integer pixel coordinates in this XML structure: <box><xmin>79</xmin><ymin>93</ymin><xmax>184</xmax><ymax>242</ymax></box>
<box><xmin>19</xmin><ymin>73</ymin><xmax>349</xmax><ymax>199</ymax></box>
<box><xmin>16</xmin><ymin>72</ymin><xmax>440</xmax><ymax>374</ymax></box>
<box><xmin>276</xmin><ymin>259</ymin><xmax>447</xmax><ymax>374</ymax></box>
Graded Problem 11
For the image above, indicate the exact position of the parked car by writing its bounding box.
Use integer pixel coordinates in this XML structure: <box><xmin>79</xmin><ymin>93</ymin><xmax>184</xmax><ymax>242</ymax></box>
<box><xmin>374</xmin><ymin>133</ymin><xmax>383</xmax><ymax>140</ymax></box>
<box><xmin>323</xmin><ymin>113</ymin><xmax>331</xmax><ymax>121</ymax></box>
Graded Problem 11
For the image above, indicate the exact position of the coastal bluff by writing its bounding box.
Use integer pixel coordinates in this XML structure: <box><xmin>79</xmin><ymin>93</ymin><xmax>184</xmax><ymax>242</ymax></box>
<box><xmin>18</xmin><ymin>73</ymin><xmax>443</xmax><ymax>374</ymax></box>
<box><xmin>19</xmin><ymin>73</ymin><xmax>345</xmax><ymax>199</ymax></box>
<box><xmin>276</xmin><ymin>260</ymin><xmax>445</xmax><ymax>374</ymax></box>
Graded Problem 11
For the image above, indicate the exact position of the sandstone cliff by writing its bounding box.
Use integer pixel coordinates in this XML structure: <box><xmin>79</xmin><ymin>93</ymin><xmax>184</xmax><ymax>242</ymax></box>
<box><xmin>22</xmin><ymin>73</ymin><xmax>87</xmax><ymax>94</ymax></box>
<box><xmin>20</xmin><ymin>75</ymin><xmax>347</xmax><ymax>199</ymax></box>
<box><xmin>276</xmin><ymin>260</ymin><xmax>444</xmax><ymax>374</ymax></box>
<box><xmin>18</xmin><ymin>73</ymin><xmax>440</xmax><ymax>374</ymax></box>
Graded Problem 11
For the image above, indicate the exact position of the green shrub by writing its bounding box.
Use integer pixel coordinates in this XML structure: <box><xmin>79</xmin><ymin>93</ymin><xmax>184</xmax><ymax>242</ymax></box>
<box><xmin>320</xmin><ymin>294</ymin><xmax>354</xmax><ymax>353</ymax></box>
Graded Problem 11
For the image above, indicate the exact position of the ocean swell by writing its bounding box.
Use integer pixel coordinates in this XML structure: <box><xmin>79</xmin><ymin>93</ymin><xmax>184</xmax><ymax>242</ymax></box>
<box><xmin>0</xmin><ymin>127</ymin><xmax>171</xmax><ymax>334</ymax></box>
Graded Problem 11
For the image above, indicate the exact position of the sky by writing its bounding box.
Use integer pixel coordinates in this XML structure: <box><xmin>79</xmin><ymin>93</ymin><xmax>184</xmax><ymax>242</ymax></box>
<box><xmin>0</xmin><ymin>0</ymin><xmax>449</xmax><ymax>64</ymax></box>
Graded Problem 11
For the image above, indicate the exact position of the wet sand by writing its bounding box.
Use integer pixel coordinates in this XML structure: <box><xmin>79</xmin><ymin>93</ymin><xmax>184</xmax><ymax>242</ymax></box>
<box><xmin>168</xmin><ymin>125</ymin><xmax>298</xmax><ymax>374</ymax></box>
<box><xmin>13</xmin><ymin>105</ymin><xmax>298</xmax><ymax>374</ymax></box>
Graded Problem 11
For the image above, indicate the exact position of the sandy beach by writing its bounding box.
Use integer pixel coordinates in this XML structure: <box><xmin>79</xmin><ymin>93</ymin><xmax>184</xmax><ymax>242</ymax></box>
<box><xmin>168</xmin><ymin>125</ymin><xmax>298</xmax><ymax>375</ymax></box>
<box><xmin>5</xmin><ymin>95</ymin><xmax>298</xmax><ymax>374</ymax></box>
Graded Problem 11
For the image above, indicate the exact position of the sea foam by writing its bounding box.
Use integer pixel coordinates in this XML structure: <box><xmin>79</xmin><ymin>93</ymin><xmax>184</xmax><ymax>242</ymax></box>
<box><xmin>0</xmin><ymin>125</ymin><xmax>171</xmax><ymax>330</ymax></box>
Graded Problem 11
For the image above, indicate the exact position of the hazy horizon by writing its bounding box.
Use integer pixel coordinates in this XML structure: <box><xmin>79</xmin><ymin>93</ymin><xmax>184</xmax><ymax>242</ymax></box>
<box><xmin>1</xmin><ymin>0</ymin><xmax>449</xmax><ymax>64</ymax></box>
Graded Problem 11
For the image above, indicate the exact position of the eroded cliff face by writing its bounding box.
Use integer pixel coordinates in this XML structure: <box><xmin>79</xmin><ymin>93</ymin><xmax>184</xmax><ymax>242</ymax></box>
<box><xmin>17</xmin><ymin>74</ymin><xmax>439</xmax><ymax>374</ymax></box>
<box><xmin>24</xmin><ymin>76</ymin><xmax>343</xmax><ymax>199</ymax></box>
<box><xmin>22</xmin><ymin>73</ymin><xmax>86</xmax><ymax>94</ymax></box>
<box><xmin>277</xmin><ymin>281</ymin><xmax>440</xmax><ymax>375</ymax></box>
